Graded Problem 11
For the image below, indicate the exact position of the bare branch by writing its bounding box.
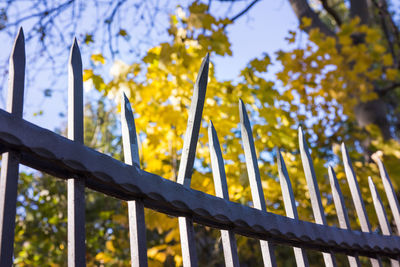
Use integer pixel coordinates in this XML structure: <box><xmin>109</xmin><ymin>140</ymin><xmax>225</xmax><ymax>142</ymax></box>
<box><xmin>288</xmin><ymin>0</ymin><xmax>335</xmax><ymax>37</ymax></box>
<box><xmin>377</xmin><ymin>82</ymin><xmax>400</xmax><ymax>96</ymax></box>
<box><xmin>320</xmin><ymin>0</ymin><xmax>342</xmax><ymax>26</ymax></box>
<box><xmin>371</xmin><ymin>0</ymin><xmax>400</xmax><ymax>68</ymax></box>
<box><xmin>230</xmin><ymin>0</ymin><xmax>260</xmax><ymax>23</ymax></box>
<box><xmin>349</xmin><ymin>0</ymin><xmax>370</xmax><ymax>24</ymax></box>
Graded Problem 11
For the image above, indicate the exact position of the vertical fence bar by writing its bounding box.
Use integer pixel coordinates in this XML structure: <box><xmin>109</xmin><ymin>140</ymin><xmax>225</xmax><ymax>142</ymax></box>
<box><xmin>0</xmin><ymin>27</ymin><xmax>25</xmax><ymax>267</ymax></box>
<box><xmin>373</xmin><ymin>157</ymin><xmax>400</xmax><ymax>235</ymax></box>
<box><xmin>368</xmin><ymin>177</ymin><xmax>400</xmax><ymax>267</ymax></box>
<box><xmin>208</xmin><ymin>122</ymin><xmax>240</xmax><ymax>267</ymax></box>
<box><xmin>276</xmin><ymin>150</ymin><xmax>309</xmax><ymax>267</ymax></box>
<box><xmin>121</xmin><ymin>93</ymin><xmax>148</xmax><ymax>266</ymax></box>
<box><xmin>328</xmin><ymin>166</ymin><xmax>360</xmax><ymax>267</ymax></box>
<box><xmin>239</xmin><ymin>100</ymin><xmax>277</xmax><ymax>267</ymax></box>
<box><xmin>177</xmin><ymin>54</ymin><xmax>209</xmax><ymax>267</ymax></box>
<box><xmin>341</xmin><ymin>143</ymin><xmax>381</xmax><ymax>267</ymax></box>
<box><xmin>67</xmin><ymin>38</ymin><xmax>86</xmax><ymax>267</ymax></box>
<box><xmin>298</xmin><ymin>127</ymin><xmax>336</xmax><ymax>267</ymax></box>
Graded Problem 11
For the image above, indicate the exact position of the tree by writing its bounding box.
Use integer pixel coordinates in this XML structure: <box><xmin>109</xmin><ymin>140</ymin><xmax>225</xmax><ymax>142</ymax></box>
<box><xmin>287</xmin><ymin>0</ymin><xmax>400</xmax><ymax>156</ymax></box>
<box><xmin>82</xmin><ymin>1</ymin><xmax>400</xmax><ymax>265</ymax></box>
<box><xmin>3</xmin><ymin>0</ymin><xmax>400</xmax><ymax>266</ymax></box>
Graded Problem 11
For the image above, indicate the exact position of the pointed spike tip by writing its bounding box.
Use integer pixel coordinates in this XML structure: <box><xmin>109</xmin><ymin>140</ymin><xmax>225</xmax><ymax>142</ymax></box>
<box><xmin>298</xmin><ymin>126</ymin><xmax>307</xmax><ymax>149</ymax></box>
<box><xmin>368</xmin><ymin>177</ymin><xmax>376</xmax><ymax>193</ymax></box>
<box><xmin>11</xmin><ymin>26</ymin><xmax>25</xmax><ymax>59</ymax></box>
<box><xmin>341</xmin><ymin>142</ymin><xmax>350</xmax><ymax>160</ymax></box>
<box><xmin>298</xmin><ymin>126</ymin><xmax>303</xmax><ymax>135</ymax></box>
<box><xmin>202</xmin><ymin>53</ymin><xmax>210</xmax><ymax>68</ymax></box>
<box><xmin>123</xmin><ymin>91</ymin><xmax>129</xmax><ymax>104</ymax></box>
<box><xmin>70</xmin><ymin>37</ymin><xmax>80</xmax><ymax>56</ymax></box>
<box><xmin>71</xmin><ymin>37</ymin><xmax>79</xmax><ymax>52</ymax></box>
<box><xmin>208</xmin><ymin>120</ymin><xmax>214</xmax><ymax>136</ymax></box>
<box><xmin>69</xmin><ymin>37</ymin><xmax>82</xmax><ymax>70</ymax></box>
<box><xmin>208</xmin><ymin>120</ymin><xmax>217</xmax><ymax>145</ymax></box>
<box><xmin>13</xmin><ymin>27</ymin><xmax>25</xmax><ymax>46</ymax></box>
<box><xmin>194</xmin><ymin>52</ymin><xmax>210</xmax><ymax>90</ymax></box>
<box><xmin>341</xmin><ymin>142</ymin><xmax>346</xmax><ymax>150</ymax></box>
<box><xmin>238</xmin><ymin>98</ymin><xmax>247</xmax><ymax>124</ymax></box>
<box><xmin>276</xmin><ymin>148</ymin><xmax>283</xmax><ymax>168</ymax></box>
<box><xmin>16</xmin><ymin>27</ymin><xmax>24</xmax><ymax>41</ymax></box>
<box><xmin>122</xmin><ymin>92</ymin><xmax>133</xmax><ymax>114</ymax></box>
<box><xmin>328</xmin><ymin>165</ymin><xmax>336</xmax><ymax>180</ymax></box>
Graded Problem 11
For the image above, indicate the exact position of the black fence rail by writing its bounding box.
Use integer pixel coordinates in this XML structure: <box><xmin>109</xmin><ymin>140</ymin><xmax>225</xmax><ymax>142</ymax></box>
<box><xmin>1</xmin><ymin>28</ymin><xmax>400</xmax><ymax>267</ymax></box>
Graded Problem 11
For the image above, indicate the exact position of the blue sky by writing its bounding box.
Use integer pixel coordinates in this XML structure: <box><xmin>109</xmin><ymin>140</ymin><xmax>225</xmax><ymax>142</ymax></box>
<box><xmin>1</xmin><ymin>0</ymin><xmax>399</xmax><ymax>131</ymax></box>
<box><xmin>213</xmin><ymin>0</ymin><xmax>298</xmax><ymax>81</ymax></box>
<box><xmin>0</xmin><ymin>0</ymin><xmax>298</xmax><ymax>131</ymax></box>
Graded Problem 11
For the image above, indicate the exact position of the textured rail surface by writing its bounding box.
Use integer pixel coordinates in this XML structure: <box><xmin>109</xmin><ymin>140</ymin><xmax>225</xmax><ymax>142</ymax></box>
<box><xmin>1</xmin><ymin>108</ymin><xmax>400</xmax><ymax>258</ymax></box>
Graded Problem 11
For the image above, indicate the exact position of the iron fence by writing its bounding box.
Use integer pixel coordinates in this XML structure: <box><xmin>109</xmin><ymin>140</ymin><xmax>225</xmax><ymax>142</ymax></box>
<box><xmin>1</xmin><ymin>28</ymin><xmax>400</xmax><ymax>267</ymax></box>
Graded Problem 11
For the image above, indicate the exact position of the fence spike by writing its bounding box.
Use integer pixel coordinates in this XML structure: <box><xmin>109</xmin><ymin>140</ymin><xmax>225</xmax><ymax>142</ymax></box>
<box><xmin>328</xmin><ymin>166</ymin><xmax>360</xmax><ymax>267</ymax></box>
<box><xmin>177</xmin><ymin>52</ymin><xmax>209</xmax><ymax>187</ymax></box>
<box><xmin>239</xmin><ymin>99</ymin><xmax>277</xmax><ymax>267</ymax></box>
<box><xmin>341</xmin><ymin>143</ymin><xmax>382</xmax><ymax>267</ymax></box>
<box><xmin>368</xmin><ymin>177</ymin><xmax>400</xmax><ymax>266</ymax></box>
<box><xmin>7</xmin><ymin>27</ymin><xmax>25</xmax><ymax>117</ymax></box>
<box><xmin>67</xmin><ymin>37</ymin><xmax>86</xmax><ymax>267</ymax></box>
<box><xmin>177</xmin><ymin>53</ymin><xmax>209</xmax><ymax>267</ymax></box>
<box><xmin>369</xmin><ymin>177</ymin><xmax>392</xmax><ymax>235</ymax></box>
<box><xmin>68</xmin><ymin>37</ymin><xmax>84</xmax><ymax>143</ymax></box>
<box><xmin>277</xmin><ymin>149</ymin><xmax>309</xmax><ymax>267</ymax></box>
<box><xmin>373</xmin><ymin>157</ymin><xmax>400</xmax><ymax>235</ymax></box>
<box><xmin>0</xmin><ymin>27</ymin><xmax>25</xmax><ymax>267</ymax></box>
<box><xmin>208</xmin><ymin>121</ymin><xmax>240</xmax><ymax>267</ymax></box>
<box><xmin>122</xmin><ymin>93</ymin><xmax>140</xmax><ymax>168</ymax></box>
<box><xmin>121</xmin><ymin>93</ymin><xmax>148</xmax><ymax>267</ymax></box>
<box><xmin>298</xmin><ymin>127</ymin><xmax>337</xmax><ymax>267</ymax></box>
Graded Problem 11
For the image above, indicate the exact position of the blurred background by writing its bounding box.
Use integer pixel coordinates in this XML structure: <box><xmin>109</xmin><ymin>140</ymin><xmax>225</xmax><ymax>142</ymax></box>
<box><xmin>1</xmin><ymin>0</ymin><xmax>400</xmax><ymax>265</ymax></box>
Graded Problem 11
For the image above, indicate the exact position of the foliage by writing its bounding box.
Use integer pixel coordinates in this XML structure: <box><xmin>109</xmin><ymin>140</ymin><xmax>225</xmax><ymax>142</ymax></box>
<box><xmin>7</xmin><ymin>0</ymin><xmax>400</xmax><ymax>266</ymax></box>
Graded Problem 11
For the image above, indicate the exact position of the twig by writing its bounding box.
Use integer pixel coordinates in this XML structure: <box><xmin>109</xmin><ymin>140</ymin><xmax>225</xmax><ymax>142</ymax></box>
<box><xmin>230</xmin><ymin>0</ymin><xmax>260</xmax><ymax>23</ymax></box>
<box><xmin>320</xmin><ymin>0</ymin><xmax>342</xmax><ymax>26</ymax></box>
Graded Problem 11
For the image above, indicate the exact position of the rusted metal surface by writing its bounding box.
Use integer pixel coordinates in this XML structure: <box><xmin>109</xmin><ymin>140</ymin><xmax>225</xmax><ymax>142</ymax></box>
<box><xmin>67</xmin><ymin>38</ymin><xmax>86</xmax><ymax>267</ymax></box>
<box><xmin>121</xmin><ymin>93</ymin><xmax>148</xmax><ymax>267</ymax></box>
<box><xmin>0</xmin><ymin>27</ymin><xmax>25</xmax><ymax>267</ymax></box>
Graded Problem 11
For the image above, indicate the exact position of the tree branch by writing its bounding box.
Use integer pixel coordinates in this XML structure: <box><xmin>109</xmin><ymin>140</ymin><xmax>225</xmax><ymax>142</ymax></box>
<box><xmin>230</xmin><ymin>0</ymin><xmax>260</xmax><ymax>23</ymax></box>
<box><xmin>376</xmin><ymin>82</ymin><xmax>400</xmax><ymax>96</ymax></box>
<box><xmin>349</xmin><ymin>0</ymin><xmax>370</xmax><ymax>24</ymax></box>
<box><xmin>288</xmin><ymin>0</ymin><xmax>335</xmax><ymax>37</ymax></box>
<box><xmin>372</xmin><ymin>0</ymin><xmax>400</xmax><ymax>68</ymax></box>
<box><xmin>371</xmin><ymin>0</ymin><xmax>397</xmax><ymax>66</ymax></box>
<box><xmin>320</xmin><ymin>0</ymin><xmax>342</xmax><ymax>26</ymax></box>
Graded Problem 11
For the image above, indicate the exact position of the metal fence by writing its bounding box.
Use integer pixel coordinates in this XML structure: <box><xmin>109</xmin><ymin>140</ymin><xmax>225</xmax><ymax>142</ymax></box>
<box><xmin>1</xmin><ymin>28</ymin><xmax>400</xmax><ymax>267</ymax></box>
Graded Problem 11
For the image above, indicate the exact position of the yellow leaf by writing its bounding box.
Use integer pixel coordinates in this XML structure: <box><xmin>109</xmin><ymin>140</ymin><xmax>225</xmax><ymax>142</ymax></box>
<box><xmin>91</xmin><ymin>53</ymin><xmax>105</xmax><ymax>64</ymax></box>
<box><xmin>300</xmin><ymin>17</ymin><xmax>312</xmax><ymax>29</ymax></box>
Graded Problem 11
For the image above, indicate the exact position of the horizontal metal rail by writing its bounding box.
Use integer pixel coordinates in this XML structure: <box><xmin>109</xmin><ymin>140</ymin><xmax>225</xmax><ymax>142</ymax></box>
<box><xmin>1</xmin><ymin>108</ymin><xmax>399</xmax><ymax>258</ymax></box>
